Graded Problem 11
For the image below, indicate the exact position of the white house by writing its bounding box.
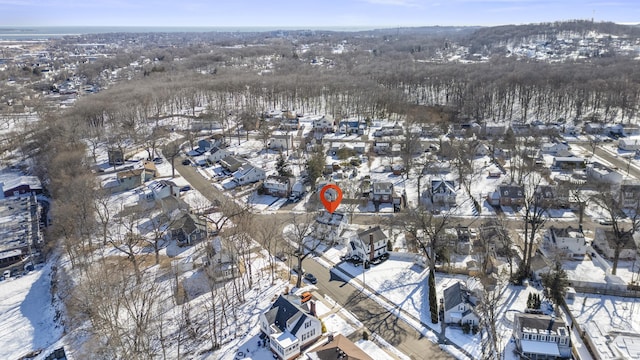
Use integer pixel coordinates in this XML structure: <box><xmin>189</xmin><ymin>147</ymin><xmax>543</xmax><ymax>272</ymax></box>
<box><xmin>619</xmin><ymin>136</ymin><xmax>640</xmax><ymax>151</ymax></box>
<box><xmin>207</xmin><ymin>147</ymin><xmax>230</xmax><ymax>163</ymax></box>
<box><xmin>312</xmin><ymin>116</ymin><xmax>334</xmax><ymax>133</ymax></box>
<box><xmin>513</xmin><ymin>313</ymin><xmax>572</xmax><ymax>359</ymax></box>
<box><xmin>541</xmin><ymin>142</ymin><xmax>570</xmax><ymax>156</ymax></box>
<box><xmin>442</xmin><ymin>282</ymin><xmax>480</xmax><ymax>326</ymax></box>
<box><xmin>232</xmin><ymin>165</ymin><xmax>266</xmax><ymax>186</ymax></box>
<box><xmin>372</xmin><ymin>182</ymin><xmax>394</xmax><ymax>203</ymax></box>
<box><xmin>263</xmin><ymin>176</ymin><xmax>293</xmax><ymax>197</ymax></box>
<box><xmin>147</xmin><ymin>179</ymin><xmax>180</xmax><ymax>200</ymax></box>
<box><xmin>545</xmin><ymin>226</ymin><xmax>587</xmax><ymax>259</ymax></box>
<box><xmin>431</xmin><ymin>179</ymin><xmax>457</xmax><ymax>207</ymax></box>
<box><xmin>314</xmin><ymin>210</ymin><xmax>348</xmax><ymax>244</ymax></box>
<box><xmin>347</xmin><ymin>226</ymin><xmax>388</xmax><ymax>262</ymax></box>
<box><xmin>586</xmin><ymin>161</ymin><xmax>623</xmax><ymax>184</ymax></box>
<box><xmin>593</xmin><ymin>228</ymin><xmax>637</xmax><ymax>260</ymax></box>
<box><xmin>260</xmin><ymin>295</ymin><xmax>322</xmax><ymax>360</ymax></box>
<box><xmin>269</xmin><ymin>133</ymin><xmax>293</xmax><ymax>151</ymax></box>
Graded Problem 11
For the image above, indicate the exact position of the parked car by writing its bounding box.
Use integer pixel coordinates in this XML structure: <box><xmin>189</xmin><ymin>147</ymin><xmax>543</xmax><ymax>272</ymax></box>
<box><xmin>304</xmin><ymin>272</ymin><xmax>317</xmax><ymax>284</ymax></box>
<box><xmin>300</xmin><ymin>291</ymin><xmax>312</xmax><ymax>303</ymax></box>
<box><xmin>3</xmin><ymin>270</ymin><xmax>10</xmax><ymax>279</ymax></box>
<box><xmin>153</xmin><ymin>157</ymin><xmax>163</xmax><ymax>164</ymax></box>
<box><xmin>180</xmin><ymin>185</ymin><xmax>191</xmax><ymax>192</ymax></box>
<box><xmin>181</xmin><ymin>159</ymin><xmax>191</xmax><ymax>166</ymax></box>
<box><xmin>275</xmin><ymin>252</ymin><xmax>287</xmax><ymax>262</ymax></box>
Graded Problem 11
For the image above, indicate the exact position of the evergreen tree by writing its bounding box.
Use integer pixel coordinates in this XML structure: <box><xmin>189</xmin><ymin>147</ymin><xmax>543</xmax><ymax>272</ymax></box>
<box><xmin>541</xmin><ymin>261</ymin><xmax>569</xmax><ymax>311</ymax></box>
<box><xmin>275</xmin><ymin>152</ymin><xmax>292</xmax><ymax>177</ymax></box>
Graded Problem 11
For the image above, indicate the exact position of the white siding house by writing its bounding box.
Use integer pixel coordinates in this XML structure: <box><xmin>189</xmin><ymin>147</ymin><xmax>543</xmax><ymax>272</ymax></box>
<box><xmin>619</xmin><ymin>137</ymin><xmax>640</xmax><ymax>151</ymax></box>
<box><xmin>347</xmin><ymin>226</ymin><xmax>388</xmax><ymax>262</ymax></box>
<box><xmin>260</xmin><ymin>295</ymin><xmax>322</xmax><ymax>360</ymax></box>
<box><xmin>232</xmin><ymin>165</ymin><xmax>266</xmax><ymax>186</ymax></box>
<box><xmin>586</xmin><ymin>161</ymin><xmax>623</xmax><ymax>184</ymax></box>
<box><xmin>545</xmin><ymin>226</ymin><xmax>587</xmax><ymax>259</ymax></box>
<box><xmin>442</xmin><ymin>282</ymin><xmax>480</xmax><ymax>326</ymax></box>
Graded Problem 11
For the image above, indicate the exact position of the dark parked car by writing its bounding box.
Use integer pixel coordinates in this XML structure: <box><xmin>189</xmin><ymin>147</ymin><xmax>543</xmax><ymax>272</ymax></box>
<box><xmin>304</xmin><ymin>272</ymin><xmax>317</xmax><ymax>284</ymax></box>
<box><xmin>180</xmin><ymin>185</ymin><xmax>191</xmax><ymax>192</ymax></box>
<box><xmin>153</xmin><ymin>157</ymin><xmax>163</xmax><ymax>164</ymax></box>
<box><xmin>181</xmin><ymin>159</ymin><xmax>191</xmax><ymax>166</ymax></box>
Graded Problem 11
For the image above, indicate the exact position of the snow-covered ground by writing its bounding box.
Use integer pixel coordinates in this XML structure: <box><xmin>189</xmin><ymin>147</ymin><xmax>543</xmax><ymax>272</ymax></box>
<box><xmin>0</xmin><ymin>262</ymin><xmax>63</xmax><ymax>360</ymax></box>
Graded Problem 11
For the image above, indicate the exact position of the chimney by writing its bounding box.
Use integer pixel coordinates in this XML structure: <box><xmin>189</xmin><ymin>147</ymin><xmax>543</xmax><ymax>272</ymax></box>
<box><xmin>369</xmin><ymin>233</ymin><xmax>375</xmax><ymax>261</ymax></box>
<box><xmin>310</xmin><ymin>300</ymin><xmax>316</xmax><ymax>317</ymax></box>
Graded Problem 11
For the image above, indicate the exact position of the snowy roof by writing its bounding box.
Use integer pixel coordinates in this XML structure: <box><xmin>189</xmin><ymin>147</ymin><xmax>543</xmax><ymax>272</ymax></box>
<box><xmin>521</xmin><ymin>340</ymin><xmax>561</xmax><ymax>356</ymax></box>
<box><xmin>0</xmin><ymin>175</ymin><xmax>42</xmax><ymax>192</ymax></box>
<box><xmin>274</xmin><ymin>330</ymin><xmax>298</xmax><ymax>348</ymax></box>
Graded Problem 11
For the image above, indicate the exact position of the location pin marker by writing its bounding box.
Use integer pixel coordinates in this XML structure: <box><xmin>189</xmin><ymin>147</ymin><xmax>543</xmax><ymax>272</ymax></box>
<box><xmin>320</xmin><ymin>184</ymin><xmax>343</xmax><ymax>214</ymax></box>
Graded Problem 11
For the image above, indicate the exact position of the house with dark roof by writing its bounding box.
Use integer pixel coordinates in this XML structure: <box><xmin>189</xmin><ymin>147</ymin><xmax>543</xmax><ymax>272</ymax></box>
<box><xmin>431</xmin><ymin>179</ymin><xmax>457</xmax><ymax>207</ymax></box>
<box><xmin>207</xmin><ymin>146</ymin><xmax>230</xmax><ymax>163</ymax></box>
<box><xmin>168</xmin><ymin>212</ymin><xmax>207</xmax><ymax>246</ymax></box>
<box><xmin>497</xmin><ymin>184</ymin><xmax>525</xmax><ymax>207</ymax></box>
<box><xmin>619</xmin><ymin>181</ymin><xmax>640</xmax><ymax>209</ymax></box>
<box><xmin>372</xmin><ymin>181</ymin><xmax>394</xmax><ymax>203</ymax></box>
<box><xmin>347</xmin><ymin>226</ymin><xmax>388</xmax><ymax>262</ymax></box>
<box><xmin>593</xmin><ymin>228</ymin><xmax>638</xmax><ymax>260</ymax></box>
<box><xmin>306</xmin><ymin>333</ymin><xmax>373</xmax><ymax>360</ymax></box>
<box><xmin>259</xmin><ymin>295</ymin><xmax>322</xmax><ymax>360</ymax></box>
<box><xmin>442</xmin><ymin>282</ymin><xmax>480</xmax><ymax>326</ymax></box>
<box><xmin>113</xmin><ymin>168</ymin><xmax>144</xmax><ymax>193</ymax></box>
<box><xmin>512</xmin><ymin>313</ymin><xmax>571</xmax><ymax>359</ymax></box>
<box><xmin>315</xmin><ymin>210</ymin><xmax>348</xmax><ymax>244</ymax></box>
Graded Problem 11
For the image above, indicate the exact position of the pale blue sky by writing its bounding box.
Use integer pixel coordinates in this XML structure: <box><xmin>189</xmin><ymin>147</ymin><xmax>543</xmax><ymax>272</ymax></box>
<box><xmin>1</xmin><ymin>0</ymin><xmax>638</xmax><ymax>28</ymax></box>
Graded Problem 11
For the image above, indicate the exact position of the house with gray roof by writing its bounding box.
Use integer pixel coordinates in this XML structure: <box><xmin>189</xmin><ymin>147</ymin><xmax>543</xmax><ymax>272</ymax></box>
<box><xmin>513</xmin><ymin>313</ymin><xmax>571</xmax><ymax>359</ymax></box>
<box><xmin>347</xmin><ymin>226</ymin><xmax>388</xmax><ymax>262</ymax></box>
<box><xmin>442</xmin><ymin>282</ymin><xmax>480</xmax><ymax>326</ymax></box>
<box><xmin>259</xmin><ymin>295</ymin><xmax>322</xmax><ymax>360</ymax></box>
<box><xmin>431</xmin><ymin>179</ymin><xmax>457</xmax><ymax>207</ymax></box>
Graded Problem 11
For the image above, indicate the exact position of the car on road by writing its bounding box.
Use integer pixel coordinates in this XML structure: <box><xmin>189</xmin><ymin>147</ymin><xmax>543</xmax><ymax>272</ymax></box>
<box><xmin>180</xmin><ymin>185</ymin><xmax>191</xmax><ymax>192</ymax></box>
<box><xmin>181</xmin><ymin>159</ymin><xmax>191</xmax><ymax>166</ymax></box>
<box><xmin>304</xmin><ymin>272</ymin><xmax>317</xmax><ymax>284</ymax></box>
<box><xmin>599</xmin><ymin>219</ymin><xmax>613</xmax><ymax>226</ymax></box>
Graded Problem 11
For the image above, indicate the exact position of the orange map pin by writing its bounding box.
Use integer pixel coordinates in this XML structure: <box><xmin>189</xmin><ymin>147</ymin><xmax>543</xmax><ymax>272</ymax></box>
<box><xmin>320</xmin><ymin>184</ymin><xmax>343</xmax><ymax>214</ymax></box>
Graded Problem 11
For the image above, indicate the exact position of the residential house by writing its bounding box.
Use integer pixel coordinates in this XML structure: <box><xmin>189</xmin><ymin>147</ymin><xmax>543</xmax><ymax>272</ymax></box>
<box><xmin>347</xmin><ymin>226</ymin><xmax>388</xmax><ymax>262</ymax></box>
<box><xmin>431</xmin><ymin>179</ymin><xmax>457</xmax><ymax>207</ymax></box>
<box><xmin>512</xmin><ymin>313</ymin><xmax>571</xmax><ymax>359</ymax></box>
<box><xmin>338</xmin><ymin>119</ymin><xmax>366</xmax><ymax>135</ymax></box>
<box><xmin>619</xmin><ymin>136</ymin><xmax>640</xmax><ymax>151</ymax></box>
<box><xmin>586</xmin><ymin>161</ymin><xmax>623</xmax><ymax>184</ymax></box>
<box><xmin>263</xmin><ymin>176</ymin><xmax>293</xmax><ymax>197</ymax></box>
<box><xmin>372</xmin><ymin>182</ymin><xmax>394</xmax><ymax>203</ymax></box>
<box><xmin>260</xmin><ymin>295</ymin><xmax>322</xmax><ymax>360</ymax></box>
<box><xmin>352</xmin><ymin>142</ymin><xmax>367</xmax><ymax>154</ymax></box>
<box><xmin>314</xmin><ymin>211</ymin><xmax>348</xmax><ymax>244</ymax></box>
<box><xmin>483</xmin><ymin>123</ymin><xmax>507</xmax><ymax>137</ymax></box>
<box><xmin>113</xmin><ymin>169</ymin><xmax>144</xmax><ymax>193</ymax></box>
<box><xmin>530</xmin><ymin>253</ymin><xmax>552</xmax><ymax>280</ymax></box>
<box><xmin>0</xmin><ymin>176</ymin><xmax>43</xmax><ymax>198</ymax></box>
<box><xmin>197</xmin><ymin>138</ymin><xmax>215</xmax><ymax>153</ymax></box>
<box><xmin>147</xmin><ymin>179</ymin><xmax>180</xmax><ymax>200</ymax></box>
<box><xmin>552</xmin><ymin>156</ymin><xmax>586</xmax><ymax>170</ymax></box>
<box><xmin>442</xmin><ymin>282</ymin><xmax>480</xmax><ymax>326</ymax></box>
<box><xmin>584</xmin><ymin>122</ymin><xmax>605</xmax><ymax>135</ymax></box>
<box><xmin>207</xmin><ymin>147</ymin><xmax>230</xmax><ymax>163</ymax></box>
<box><xmin>545</xmin><ymin>226</ymin><xmax>587</xmax><ymax>259</ymax></box>
<box><xmin>497</xmin><ymin>185</ymin><xmax>525</xmax><ymax>207</ymax></box>
<box><xmin>312</xmin><ymin>116</ymin><xmax>334</xmax><ymax>133</ymax></box>
<box><xmin>232</xmin><ymin>165</ymin><xmax>266</xmax><ymax>186</ymax></box>
<box><xmin>206</xmin><ymin>236</ymin><xmax>237</xmax><ymax>282</ymax></box>
<box><xmin>535</xmin><ymin>185</ymin><xmax>559</xmax><ymax>208</ymax></box>
<box><xmin>455</xmin><ymin>226</ymin><xmax>472</xmax><ymax>254</ymax></box>
<box><xmin>619</xmin><ymin>181</ymin><xmax>640</xmax><ymax>209</ymax></box>
<box><xmin>219</xmin><ymin>156</ymin><xmax>244</xmax><ymax>172</ymax></box>
<box><xmin>269</xmin><ymin>133</ymin><xmax>294</xmax><ymax>151</ymax></box>
<box><xmin>474</xmin><ymin>142</ymin><xmax>490</xmax><ymax>157</ymax></box>
<box><xmin>169</xmin><ymin>212</ymin><xmax>207</xmax><ymax>246</ymax></box>
<box><xmin>306</xmin><ymin>334</ymin><xmax>373</xmax><ymax>360</ymax></box>
<box><xmin>593</xmin><ymin>228</ymin><xmax>637</xmax><ymax>260</ymax></box>
<box><xmin>373</xmin><ymin>141</ymin><xmax>391</xmax><ymax>154</ymax></box>
<box><xmin>541</xmin><ymin>142</ymin><xmax>570</xmax><ymax>156</ymax></box>
<box><xmin>374</xmin><ymin>123</ymin><xmax>403</xmax><ymax>137</ymax></box>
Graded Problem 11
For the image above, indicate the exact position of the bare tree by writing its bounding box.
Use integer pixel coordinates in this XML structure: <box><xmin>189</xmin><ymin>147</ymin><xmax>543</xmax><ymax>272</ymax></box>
<box><xmin>591</xmin><ymin>188</ymin><xmax>640</xmax><ymax>275</ymax></box>
<box><xmin>284</xmin><ymin>212</ymin><xmax>322</xmax><ymax>288</ymax></box>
